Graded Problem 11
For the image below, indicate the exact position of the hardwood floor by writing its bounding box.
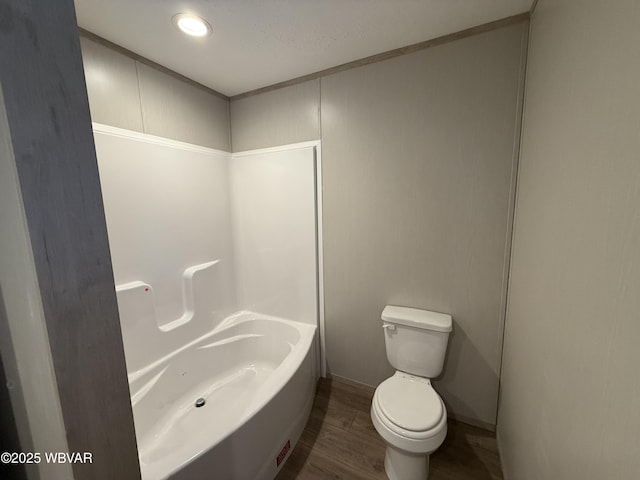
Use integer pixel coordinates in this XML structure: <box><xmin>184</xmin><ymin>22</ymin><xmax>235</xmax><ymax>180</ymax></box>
<box><xmin>276</xmin><ymin>377</ymin><xmax>503</xmax><ymax>480</ymax></box>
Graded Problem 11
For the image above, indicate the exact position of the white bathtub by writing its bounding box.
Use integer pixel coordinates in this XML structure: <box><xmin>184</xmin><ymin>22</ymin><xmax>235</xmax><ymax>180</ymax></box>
<box><xmin>128</xmin><ymin>311</ymin><xmax>318</xmax><ymax>480</ymax></box>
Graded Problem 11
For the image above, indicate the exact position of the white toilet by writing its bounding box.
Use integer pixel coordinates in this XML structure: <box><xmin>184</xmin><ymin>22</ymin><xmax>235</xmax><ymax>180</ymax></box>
<box><xmin>371</xmin><ymin>305</ymin><xmax>452</xmax><ymax>480</ymax></box>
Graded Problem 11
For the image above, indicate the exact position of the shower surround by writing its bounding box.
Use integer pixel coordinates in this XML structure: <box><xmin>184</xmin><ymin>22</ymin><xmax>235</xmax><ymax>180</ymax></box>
<box><xmin>93</xmin><ymin>123</ymin><xmax>322</xmax><ymax>479</ymax></box>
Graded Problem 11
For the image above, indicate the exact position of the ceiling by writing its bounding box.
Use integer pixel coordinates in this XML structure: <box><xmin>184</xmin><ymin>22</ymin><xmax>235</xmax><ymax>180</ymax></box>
<box><xmin>74</xmin><ymin>0</ymin><xmax>532</xmax><ymax>97</ymax></box>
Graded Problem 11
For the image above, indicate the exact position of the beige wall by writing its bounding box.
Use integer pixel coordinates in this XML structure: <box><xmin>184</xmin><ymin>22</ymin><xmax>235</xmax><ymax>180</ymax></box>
<box><xmin>80</xmin><ymin>35</ymin><xmax>230</xmax><ymax>150</ymax></box>
<box><xmin>230</xmin><ymin>79</ymin><xmax>320</xmax><ymax>151</ymax></box>
<box><xmin>231</xmin><ymin>22</ymin><xmax>527</xmax><ymax>428</ymax></box>
<box><xmin>497</xmin><ymin>0</ymin><xmax>640</xmax><ymax>478</ymax></box>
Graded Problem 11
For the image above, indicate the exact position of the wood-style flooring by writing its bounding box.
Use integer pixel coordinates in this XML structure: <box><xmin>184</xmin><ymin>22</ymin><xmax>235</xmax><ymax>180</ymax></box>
<box><xmin>276</xmin><ymin>377</ymin><xmax>504</xmax><ymax>480</ymax></box>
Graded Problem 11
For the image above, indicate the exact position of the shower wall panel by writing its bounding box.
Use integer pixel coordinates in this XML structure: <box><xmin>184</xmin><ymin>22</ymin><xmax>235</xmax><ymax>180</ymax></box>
<box><xmin>231</xmin><ymin>146</ymin><xmax>318</xmax><ymax>327</ymax></box>
<box><xmin>94</xmin><ymin>126</ymin><xmax>237</xmax><ymax>369</ymax></box>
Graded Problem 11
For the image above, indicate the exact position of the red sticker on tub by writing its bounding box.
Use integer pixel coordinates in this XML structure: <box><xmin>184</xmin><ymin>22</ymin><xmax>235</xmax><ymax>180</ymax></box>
<box><xmin>276</xmin><ymin>440</ymin><xmax>290</xmax><ymax>467</ymax></box>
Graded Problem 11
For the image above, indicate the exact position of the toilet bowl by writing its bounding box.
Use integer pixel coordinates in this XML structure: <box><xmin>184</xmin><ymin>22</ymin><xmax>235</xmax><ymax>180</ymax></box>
<box><xmin>371</xmin><ymin>306</ymin><xmax>452</xmax><ymax>480</ymax></box>
<box><xmin>371</xmin><ymin>372</ymin><xmax>447</xmax><ymax>480</ymax></box>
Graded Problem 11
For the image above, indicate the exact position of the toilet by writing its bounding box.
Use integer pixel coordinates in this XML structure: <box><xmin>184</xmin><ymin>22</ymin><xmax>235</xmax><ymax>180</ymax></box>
<box><xmin>371</xmin><ymin>305</ymin><xmax>452</xmax><ymax>480</ymax></box>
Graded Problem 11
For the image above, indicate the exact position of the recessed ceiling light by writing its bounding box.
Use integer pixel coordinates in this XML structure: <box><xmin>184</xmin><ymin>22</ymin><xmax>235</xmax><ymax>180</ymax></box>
<box><xmin>172</xmin><ymin>14</ymin><xmax>212</xmax><ymax>37</ymax></box>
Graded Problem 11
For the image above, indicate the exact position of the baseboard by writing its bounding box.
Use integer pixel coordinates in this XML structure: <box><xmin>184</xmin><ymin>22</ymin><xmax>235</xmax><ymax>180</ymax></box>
<box><xmin>327</xmin><ymin>373</ymin><xmax>377</xmax><ymax>395</ymax></box>
<box><xmin>447</xmin><ymin>412</ymin><xmax>496</xmax><ymax>433</ymax></box>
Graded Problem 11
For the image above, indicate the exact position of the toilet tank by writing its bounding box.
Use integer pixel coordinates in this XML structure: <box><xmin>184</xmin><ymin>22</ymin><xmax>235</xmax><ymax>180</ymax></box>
<box><xmin>381</xmin><ymin>305</ymin><xmax>452</xmax><ymax>378</ymax></box>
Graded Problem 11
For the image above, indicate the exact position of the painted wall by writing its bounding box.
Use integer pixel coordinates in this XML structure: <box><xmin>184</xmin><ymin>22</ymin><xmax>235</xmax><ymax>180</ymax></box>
<box><xmin>497</xmin><ymin>0</ymin><xmax>640</xmax><ymax>478</ymax></box>
<box><xmin>231</xmin><ymin>80</ymin><xmax>320</xmax><ymax>151</ymax></box>
<box><xmin>80</xmin><ymin>34</ymin><xmax>230</xmax><ymax>150</ymax></box>
<box><xmin>230</xmin><ymin>22</ymin><xmax>527</xmax><ymax>428</ymax></box>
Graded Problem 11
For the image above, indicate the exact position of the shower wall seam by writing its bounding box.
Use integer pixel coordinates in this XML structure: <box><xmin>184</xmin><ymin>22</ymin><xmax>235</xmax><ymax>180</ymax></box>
<box><xmin>495</xmin><ymin>18</ymin><xmax>532</xmax><ymax>428</ymax></box>
<box><xmin>133</xmin><ymin>61</ymin><xmax>147</xmax><ymax>134</ymax></box>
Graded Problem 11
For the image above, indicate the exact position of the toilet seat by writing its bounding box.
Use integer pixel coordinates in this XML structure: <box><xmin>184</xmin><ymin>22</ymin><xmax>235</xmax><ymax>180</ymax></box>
<box><xmin>376</xmin><ymin>374</ymin><xmax>443</xmax><ymax>433</ymax></box>
<box><xmin>371</xmin><ymin>373</ymin><xmax>447</xmax><ymax>454</ymax></box>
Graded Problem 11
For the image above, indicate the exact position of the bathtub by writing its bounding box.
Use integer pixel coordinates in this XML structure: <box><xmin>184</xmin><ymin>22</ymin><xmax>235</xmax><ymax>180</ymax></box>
<box><xmin>128</xmin><ymin>311</ymin><xmax>318</xmax><ymax>480</ymax></box>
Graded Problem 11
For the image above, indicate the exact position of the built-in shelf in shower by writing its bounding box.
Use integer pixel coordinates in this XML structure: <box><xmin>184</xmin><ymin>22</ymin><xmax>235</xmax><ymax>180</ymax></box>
<box><xmin>115</xmin><ymin>259</ymin><xmax>220</xmax><ymax>332</ymax></box>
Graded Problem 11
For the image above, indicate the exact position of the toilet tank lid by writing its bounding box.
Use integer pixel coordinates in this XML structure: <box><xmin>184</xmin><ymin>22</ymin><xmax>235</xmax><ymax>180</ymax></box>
<box><xmin>381</xmin><ymin>305</ymin><xmax>452</xmax><ymax>332</ymax></box>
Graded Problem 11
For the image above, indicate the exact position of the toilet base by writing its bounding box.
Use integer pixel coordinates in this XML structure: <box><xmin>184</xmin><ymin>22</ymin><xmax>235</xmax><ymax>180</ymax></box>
<box><xmin>384</xmin><ymin>445</ymin><xmax>430</xmax><ymax>480</ymax></box>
